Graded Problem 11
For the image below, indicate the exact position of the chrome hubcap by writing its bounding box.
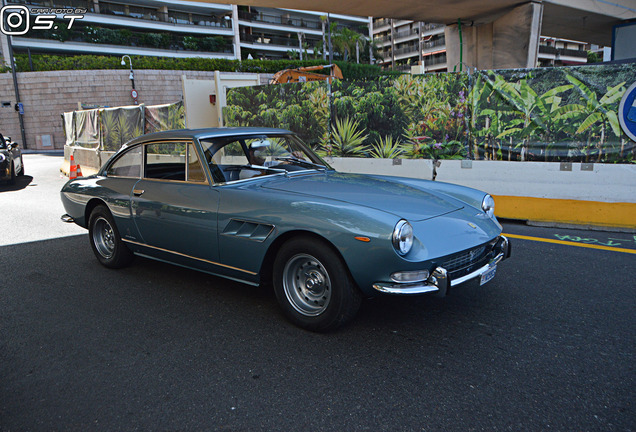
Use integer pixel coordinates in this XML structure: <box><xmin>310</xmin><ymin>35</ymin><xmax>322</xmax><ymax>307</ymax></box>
<box><xmin>282</xmin><ymin>253</ymin><xmax>331</xmax><ymax>317</ymax></box>
<box><xmin>93</xmin><ymin>217</ymin><xmax>115</xmax><ymax>259</ymax></box>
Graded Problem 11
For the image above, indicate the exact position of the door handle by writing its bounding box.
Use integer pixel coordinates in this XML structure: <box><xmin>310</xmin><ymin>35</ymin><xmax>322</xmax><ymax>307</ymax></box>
<box><xmin>133</xmin><ymin>189</ymin><xmax>145</xmax><ymax>196</ymax></box>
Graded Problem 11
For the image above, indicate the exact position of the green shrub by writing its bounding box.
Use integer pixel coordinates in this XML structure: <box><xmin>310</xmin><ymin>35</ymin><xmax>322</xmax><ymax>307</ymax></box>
<box><xmin>9</xmin><ymin>54</ymin><xmax>383</xmax><ymax>79</ymax></box>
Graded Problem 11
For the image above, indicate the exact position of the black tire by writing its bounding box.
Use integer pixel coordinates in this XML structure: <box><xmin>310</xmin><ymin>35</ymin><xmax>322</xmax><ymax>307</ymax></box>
<box><xmin>17</xmin><ymin>156</ymin><xmax>24</xmax><ymax>176</ymax></box>
<box><xmin>273</xmin><ymin>236</ymin><xmax>362</xmax><ymax>332</ymax></box>
<box><xmin>88</xmin><ymin>205</ymin><xmax>134</xmax><ymax>269</ymax></box>
<box><xmin>7</xmin><ymin>162</ymin><xmax>15</xmax><ymax>185</ymax></box>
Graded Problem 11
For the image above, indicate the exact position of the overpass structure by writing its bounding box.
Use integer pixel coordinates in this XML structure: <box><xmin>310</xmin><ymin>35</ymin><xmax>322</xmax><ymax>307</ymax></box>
<box><xmin>194</xmin><ymin>0</ymin><xmax>636</xmax><ymax>70</ymax></box>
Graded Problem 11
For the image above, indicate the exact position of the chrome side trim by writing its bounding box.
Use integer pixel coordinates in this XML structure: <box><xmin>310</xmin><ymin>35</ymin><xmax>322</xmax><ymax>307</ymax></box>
<box><xmin>122</xmin><ymin>239</ymin><xmax>257</xmax><ymax>276</ymax></box>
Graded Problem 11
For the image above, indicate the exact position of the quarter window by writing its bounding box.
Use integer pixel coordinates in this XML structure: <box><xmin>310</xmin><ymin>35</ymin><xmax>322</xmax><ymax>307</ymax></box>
<box><xmin>106</xmin><ymin>145</ymin><xmax>142</xmax><ymax>178</ymax></box>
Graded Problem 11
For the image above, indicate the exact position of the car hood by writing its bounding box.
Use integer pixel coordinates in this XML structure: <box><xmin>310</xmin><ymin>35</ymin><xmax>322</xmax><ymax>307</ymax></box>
<box><xmin>260</xmin><ymin>172</ymin><xmax>462</xmax><ymax>221</ymax></box>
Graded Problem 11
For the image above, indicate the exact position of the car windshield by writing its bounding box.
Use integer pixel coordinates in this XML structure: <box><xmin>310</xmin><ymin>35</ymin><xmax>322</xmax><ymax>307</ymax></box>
<box><xmin>199</xmin><ymin>133</ymin><xmax>333</xmax><ymax>184</ymax></box>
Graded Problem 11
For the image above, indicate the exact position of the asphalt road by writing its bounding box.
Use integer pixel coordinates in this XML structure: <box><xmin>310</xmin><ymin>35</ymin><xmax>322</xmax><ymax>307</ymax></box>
<box><xmin>1</xmin><ymin>155</ymin><xmax>634</xmax><ymax>431</ymax></box>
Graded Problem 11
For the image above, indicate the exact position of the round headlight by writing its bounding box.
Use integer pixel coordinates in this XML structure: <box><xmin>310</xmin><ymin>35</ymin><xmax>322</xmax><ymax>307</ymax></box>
<box><xmin>482</xmin><ymin>194</ymin><xmax>495</xmax><ymax>218</ymax></box>
<box><xmin>0</xmin><ymin>153</ymin><xmax>5</xmax><ymax>163</ymax></box>
<box><xmin>392</xmin><ymin>219</ymin><xmax>413</xmax><ymax>256</ymax></box>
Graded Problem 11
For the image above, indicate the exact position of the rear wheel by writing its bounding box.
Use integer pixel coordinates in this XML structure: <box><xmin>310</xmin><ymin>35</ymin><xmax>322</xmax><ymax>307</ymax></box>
<box><xmin>273</xmin><ymin>236</ymin><xmax>362</xmax><ymax>332</ymax></box>
<box><xmin>88</xmin><ymin>205</ymin><xmax>134</xmax><ymax>268</ymax></box>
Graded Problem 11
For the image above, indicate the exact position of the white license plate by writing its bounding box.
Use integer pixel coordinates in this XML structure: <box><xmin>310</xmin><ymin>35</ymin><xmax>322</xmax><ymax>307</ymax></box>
<box><xmin>480</xmin><ymin>265</ymin><xmax>497</xmax><ymax>286</ymax></box>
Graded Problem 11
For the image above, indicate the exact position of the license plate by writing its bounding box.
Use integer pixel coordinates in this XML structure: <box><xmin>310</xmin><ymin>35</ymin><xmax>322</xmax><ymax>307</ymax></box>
<box><xmin>480</xmin><ymin>265</ymin><xmax>497</xmax><ymax>286</ymax></box>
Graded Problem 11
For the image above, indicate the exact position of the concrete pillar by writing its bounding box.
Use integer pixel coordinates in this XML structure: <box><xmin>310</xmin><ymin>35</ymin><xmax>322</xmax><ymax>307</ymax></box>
<box><xmin>445</xmin><ymin>1</ymin><xmax>543</xmax><ymax>71</ymax></box>
<box><xmin>231</xmin><ymin>5</ymin><xmax>241</xmax><ymax>60</ymax></box>
<box><xmin>158</xmin><ymin>6</ymin><xmax>168</xmax><ymax>22</ymax></box>
<box><xmin>1</xmin><ymin>35</ymin><xmax>10</xmax><ymax>67</ymax></box>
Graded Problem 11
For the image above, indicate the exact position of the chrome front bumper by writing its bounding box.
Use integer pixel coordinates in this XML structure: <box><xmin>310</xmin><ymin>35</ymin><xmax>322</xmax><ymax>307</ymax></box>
<box><xmin>372</xmin><ymin>235</ymin><xmax>510</xmax><ymax>296</ymax></box>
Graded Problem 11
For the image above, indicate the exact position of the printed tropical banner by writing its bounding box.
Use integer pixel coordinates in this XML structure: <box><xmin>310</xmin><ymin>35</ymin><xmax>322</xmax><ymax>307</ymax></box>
<box><xmin>64</xmin><ymin>102</ymin><xmax>185</xmax><ymax>151</ymax></box>
<box><xmin>100</xmin><ymin>106</ymin><xmax>144</xmax><ymax>151</ymax></box>
<box><xmin>145</xmin><ymin>101</ymin><xmax>186</xmax><ymax>134</ymax></box>
<box><xmin>472</xmin><ymin>64</ymin><xmax>636</xmax><ymax>162</ymax></box>
<box><xmin>224</xmin><ymin>63</ymin><xmax>636</xmax><ymax>163</ymax></box>
<box><xmin>224</xmin><ymin>74</ymin><xmax>469</xmax><ymax>160</ymax></box>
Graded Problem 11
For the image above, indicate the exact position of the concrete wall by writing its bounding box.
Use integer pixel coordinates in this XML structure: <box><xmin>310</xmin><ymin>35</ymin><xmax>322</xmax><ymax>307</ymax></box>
<box><xmin>0</xmin><ymin>69</ymin><xmax>270</xmax><ymax>151</ymax></box>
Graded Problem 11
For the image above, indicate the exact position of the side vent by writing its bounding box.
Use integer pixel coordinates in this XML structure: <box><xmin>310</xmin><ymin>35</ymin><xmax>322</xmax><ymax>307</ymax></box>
<box><xmin>222</xmin><ymin>219</ymin><xmax>274</xmax><ymax>242</ymax></box>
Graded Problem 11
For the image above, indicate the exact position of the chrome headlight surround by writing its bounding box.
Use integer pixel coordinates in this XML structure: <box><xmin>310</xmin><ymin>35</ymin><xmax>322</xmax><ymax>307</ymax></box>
<box><xmin>482</xmin><ymin>194</ymin><xmax>495</xmax><ymax>218</ymax></box>
<box><xmin>0</xmin><ymin>153</ymin><xmax>5</xmax><ymax>163</ymax></box>
<box><xmin>392</xmin><ymin>219</ymin><xmax>414</xmax><ymax>256</ymax></box>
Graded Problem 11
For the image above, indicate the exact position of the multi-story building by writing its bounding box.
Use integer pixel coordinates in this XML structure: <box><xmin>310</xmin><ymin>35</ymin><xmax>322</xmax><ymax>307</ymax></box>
<box><xmin>1</xmin><ymin>0</ymin><xmax>370</xmax><ymax>63</ymax></box>
<box><xmin>537</xmin><ymin>37</ymin><xmax>590</xmax><ymax>67</ymax></box>
<box><xmin>372</xmin><ymin>18</ymin><xmax>592</xmax><ymax>72</ymax></box>
<box><xmin>372</xmin><ymin>19</ymin><xmax>446</xmax><ymax>73</ymax></box>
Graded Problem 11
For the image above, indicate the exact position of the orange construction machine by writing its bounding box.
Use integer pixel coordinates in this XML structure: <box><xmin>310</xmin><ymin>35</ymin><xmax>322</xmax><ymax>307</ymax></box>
<box><xmin>270</xmin><ymin>64</ymin><xmax>343</xmax><ymax>84</ymax></box>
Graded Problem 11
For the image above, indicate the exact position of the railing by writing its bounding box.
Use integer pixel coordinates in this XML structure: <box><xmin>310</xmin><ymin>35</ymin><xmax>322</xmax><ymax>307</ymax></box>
<box><xmin>24</xmin><ymin>22</ymin><xmax>234</xmax><ymax>53</ymax></box>
<box><xmin>393</xmin><ymin>45</ymin><xmax>419</xmax><ymax>56</ymax></box>
<box><xmin>539</xmin><ymin>45</ymin><xmax>587</xmax><ymax>59</ymax></box>
<box><xmin>241</xmin><ymin>32</ymin><xmax>315</xmax><ymax>48</ymax></box>
<box><xmin>394</xmin><ymin>29</ymin><xmax>419</xmax><ymax>39</ymax></box>
<box><xmin>422</xmin><ymin>23</ymin><xmax>444</xmax><ymax>32</ymax></box>
<box><xmin>238</xmin><ymin>10</ymin><xmax>322</xmax><ymax>30</ymax></box>
<box><xmin>8</xmin><ymin>0</ymin><xmax>232</xmax><ymax>29</ymax></box>
<box><xmin>374</xmin><ymin>18</ymin><xmax>391</xmax><ymax>28</ymax></box>
<box><xmin>8</xmin><ymin>0</ymin><xmax>94</xmax><ymax>10</ymax></box>
<box><xmin>423</xmin><ymin>53</ymin><xmax>447</xmax><ymax>66</ymax></box>
<box><xmin>423</xmin><ymin>37</ymin><xmax>445</xmax><ymax>49</ymax></box>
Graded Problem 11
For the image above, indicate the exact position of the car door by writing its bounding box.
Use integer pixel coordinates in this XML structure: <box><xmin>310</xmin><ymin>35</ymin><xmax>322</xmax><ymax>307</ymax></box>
<box><xmin>131</xmin><ymin>140</ymin><xmax>220</xmax><ymax>263</ymax></box>
<box><xmin>102</xmin><ymin>144</ymin><xmax>144</xmax><ymax>241</ymax></box>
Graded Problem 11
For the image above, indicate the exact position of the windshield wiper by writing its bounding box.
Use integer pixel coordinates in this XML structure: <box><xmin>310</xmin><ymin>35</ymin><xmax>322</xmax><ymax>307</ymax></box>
<box><xmin>274</xmin><ymin>156</ymin><xmax>327</xmax><ymax>171</ymax></box>
<box><xmin>244</xmin><ymin>164</ymin><xmax>288</xmax><ymax>177</ymax></box>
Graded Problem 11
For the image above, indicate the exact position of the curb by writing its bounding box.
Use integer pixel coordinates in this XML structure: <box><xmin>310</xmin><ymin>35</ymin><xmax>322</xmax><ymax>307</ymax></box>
<box><xmin>494</xmin><ymin>195</ymin><xmax>636</xmax><ymax>230</ymax></box>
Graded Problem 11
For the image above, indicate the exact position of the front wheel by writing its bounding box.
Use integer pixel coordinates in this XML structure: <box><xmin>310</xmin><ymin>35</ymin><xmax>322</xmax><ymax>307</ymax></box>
<box><xmin>273</xmin><ymin>236</ymin><xmax>362</xmax><ymax>332</ymax></box>
<box><xmin>88</xmin><ymin>205</ymin><xmax>134</xmax><ymax>268</ymax></box>
<box><xmin>7</xmin><ymin>162</ymin><xmax>15</xmax><ymax>185</ymax></box>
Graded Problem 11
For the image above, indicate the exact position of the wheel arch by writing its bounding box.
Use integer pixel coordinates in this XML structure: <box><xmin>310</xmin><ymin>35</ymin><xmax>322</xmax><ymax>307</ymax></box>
<box><xmin>84</xmin><ymin>198</ymin><xmax>109</xmax><ymax>227</ymax></box>
<box><xmin>259</xmin><ymin>229</ymin><xmax>352</xmax><ymax>289</ymax></box>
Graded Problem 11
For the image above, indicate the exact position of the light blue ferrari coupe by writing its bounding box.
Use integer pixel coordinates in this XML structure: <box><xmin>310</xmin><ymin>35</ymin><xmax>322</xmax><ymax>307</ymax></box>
<box><xmin>61</xmin><ymin>128</ymin><xmax>511</xmax><ymax>331</ymax></box>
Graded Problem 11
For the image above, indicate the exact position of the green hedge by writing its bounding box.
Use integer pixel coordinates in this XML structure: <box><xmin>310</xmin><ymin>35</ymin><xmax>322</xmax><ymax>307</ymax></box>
<box><xmin>9</xmin><ymin>54</ymin><xmax>385</xmax><ymax>79</ymax></box>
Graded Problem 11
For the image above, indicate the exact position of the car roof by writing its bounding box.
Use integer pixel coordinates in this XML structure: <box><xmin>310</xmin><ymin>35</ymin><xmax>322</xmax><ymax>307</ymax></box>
<box><xmin>125</xmin><ymin>127</ymin><xmax>293</xmax><ymax>146</ymax></box>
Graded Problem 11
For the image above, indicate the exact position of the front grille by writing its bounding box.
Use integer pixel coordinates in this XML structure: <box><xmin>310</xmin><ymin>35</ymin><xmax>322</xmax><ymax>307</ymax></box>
<box><xmin>443</xmin><ymin>245</ymin><xmax>487</xmax><ymax>272</ymax></box>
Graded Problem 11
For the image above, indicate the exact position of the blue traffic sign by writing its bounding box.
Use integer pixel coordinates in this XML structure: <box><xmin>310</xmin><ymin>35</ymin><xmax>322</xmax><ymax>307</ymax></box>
<box><xmin>619</xmin><ymin>81</ymin><xmax>636</xmax><ymax>142</ymax></box>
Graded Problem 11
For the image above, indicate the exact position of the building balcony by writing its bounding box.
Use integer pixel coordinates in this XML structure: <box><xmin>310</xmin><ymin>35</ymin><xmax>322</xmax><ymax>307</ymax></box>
<box><xmin>239</xmin><ymin>33</ymin><xmax>318</xmax><ymax>53</ymax></box>
<box><xmin>8</xmin><ymin>0</ymin><xmax>233</xmax><ymax>33</ymax></box>
<box><xmin>539</xmin><ymin>45</ymin><xmax>587</xmax><ymax>60</ymax></box>
<box><xmin>238</xmin><ymin>10</ymin><xmax>322</xmax><ymax>31</ymax></box>
<box><xmin>11</xmin><ymin>37</ymin><xmax>236</xmax><ymax>59</ymax></box>
<box><xmin>17</xmin><ymin>24</ymin><xmax>234</xmax><ymax>56</ymax></box>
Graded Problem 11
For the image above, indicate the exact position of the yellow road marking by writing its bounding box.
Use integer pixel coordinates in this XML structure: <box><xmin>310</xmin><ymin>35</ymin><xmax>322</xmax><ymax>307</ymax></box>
<box><xmin>504</xmin><ymin>233</ymin><xmax>636</xmax><ymax>254</ymax></box>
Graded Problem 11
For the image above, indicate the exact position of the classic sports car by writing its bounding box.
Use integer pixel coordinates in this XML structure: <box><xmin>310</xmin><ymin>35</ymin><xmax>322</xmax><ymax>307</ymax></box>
<box><xmin>61</xmin><ymin>128</ymin><xmax>510</xmax><ymax>331</ymax></box>
<box><xmin>0</xmin><ymin>133</ymin><xmax>24</xmax><ymax>185</ymax></box>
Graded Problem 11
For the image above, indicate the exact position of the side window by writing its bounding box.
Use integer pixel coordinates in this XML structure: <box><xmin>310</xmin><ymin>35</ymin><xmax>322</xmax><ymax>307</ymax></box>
<box><xmin>145</xmin><ymin>142</ymin><xmax>186</xmax><ymax>181</ymax></box>
<box><xmin>144</xmin><ymin>141</ymin><xmax>207</xmax><ymax>183</ymax></box>
<box><xmin>106</xmin><ymin>146</ymin><xmax>141</xmax><ymax>178</ymax></box>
